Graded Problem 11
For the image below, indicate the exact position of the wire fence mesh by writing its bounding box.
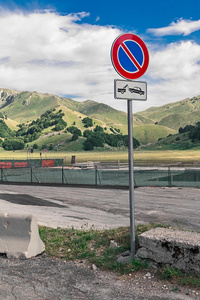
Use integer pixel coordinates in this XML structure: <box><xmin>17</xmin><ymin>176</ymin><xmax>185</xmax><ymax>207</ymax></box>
<box><xmin>0</xmin><ymin>166</ymin><xmax>200</xmax><ymax>188</ymax></box>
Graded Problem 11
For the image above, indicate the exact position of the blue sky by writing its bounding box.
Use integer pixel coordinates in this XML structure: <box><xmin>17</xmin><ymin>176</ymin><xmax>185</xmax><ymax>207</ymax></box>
<box><xmin>0</xmin><ymin>0</ymin><xmax>200</xmax><ymax>112</ymax></box>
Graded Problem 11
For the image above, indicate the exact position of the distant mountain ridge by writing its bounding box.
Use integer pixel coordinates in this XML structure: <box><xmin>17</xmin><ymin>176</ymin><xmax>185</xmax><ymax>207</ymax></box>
<box><xmin>0</xmin><ymin>88</ymin><xmax>199</xmax><ymax>145</ymax></box>
<box><xmin>136</xmin><ymin>95</ymin><xmax>200</xmax><ymax>130</ymax></box>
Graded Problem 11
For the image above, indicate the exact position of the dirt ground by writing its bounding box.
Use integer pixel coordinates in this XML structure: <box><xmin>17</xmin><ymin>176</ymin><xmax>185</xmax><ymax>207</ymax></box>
<box><xmin>0</xmin><ymin>253</ymin><xmax>199</xmax><ymax>300</ymax></box>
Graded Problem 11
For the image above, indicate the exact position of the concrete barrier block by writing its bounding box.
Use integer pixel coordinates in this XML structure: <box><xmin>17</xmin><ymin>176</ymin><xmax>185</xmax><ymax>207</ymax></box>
<box><xmin>0</xmin><ymin>213</ymin><xmax>45</xmax><ymax>259</ymax></box>
<box><xmin>136</xmin><ymin>228</ymin><xmax>200</xmax><ymax>273</ymax></box>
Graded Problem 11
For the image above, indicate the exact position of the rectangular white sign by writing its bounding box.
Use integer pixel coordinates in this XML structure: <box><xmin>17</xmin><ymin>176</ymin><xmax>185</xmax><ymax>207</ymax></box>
<box><xmin>114</xmin><ymin>79</ymin><xmax>147</xmax><ymax>100</ymax></box>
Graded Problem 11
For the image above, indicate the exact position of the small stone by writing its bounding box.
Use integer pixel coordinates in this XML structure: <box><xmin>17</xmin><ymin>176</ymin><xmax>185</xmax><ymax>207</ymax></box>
<box><xmin>144</xmin><ymin>272</ymin><xmax>151</xmax><ymax>278</ymax></box>
<box><xmin>92</xmin><ymin>264</ymin><xmax>98</xmax><ymax>271</ymax></box>
<box><xmin>121</xmin><ymin>250</ymin><xmax>130</xmax><ymax>257</ymax></box>
<box><xmin>110</xmin><ymin>240</ymin><xmax>118</xmax><ymax>249</ymax></box>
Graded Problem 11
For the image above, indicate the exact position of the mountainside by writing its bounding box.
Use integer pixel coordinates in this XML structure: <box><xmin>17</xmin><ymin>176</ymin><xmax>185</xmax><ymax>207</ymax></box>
<box><xmin>0</xmin><ymin>88</ymin><xmax>199</xmax><ymax>147</ymax></box>
<box><xmin>137</xmin><ymin>95</ymin><xmax>200</xmax><ymax>130</ymax></box>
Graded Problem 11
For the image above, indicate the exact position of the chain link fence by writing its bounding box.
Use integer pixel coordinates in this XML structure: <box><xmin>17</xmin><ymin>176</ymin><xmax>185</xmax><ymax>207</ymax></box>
<box><xmin>0</xmin><ymin>165</ymin><xmax>200</xmax><ymax>188</ymax></box>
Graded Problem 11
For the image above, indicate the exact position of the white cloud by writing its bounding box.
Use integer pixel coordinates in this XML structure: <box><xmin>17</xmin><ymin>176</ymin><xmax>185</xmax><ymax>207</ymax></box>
<box><xmin>148</xmin><ymin>18</ymin><xmax>200</xmax><ymax>36</ymax></box>
<box><xmin>139</xmin><ymin>40</ymin><xmax>200</xmax><ymax>112</ymax></box>
<box><xmin>0</xmin><ymin>10</ymin><xmax>122</xmax><ymax>109</ymax></box>
<box><xmin>1</xmin><ymin>11</ymin><xmax>200</xmax><ymax>115</ymax></box>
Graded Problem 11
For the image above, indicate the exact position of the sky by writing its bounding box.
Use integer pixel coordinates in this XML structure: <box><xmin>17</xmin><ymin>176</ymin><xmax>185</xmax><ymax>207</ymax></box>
<box><xmin>0</xmin><ymin>0</ymin><xmax>200</xmax><ymax>113</ymax></box>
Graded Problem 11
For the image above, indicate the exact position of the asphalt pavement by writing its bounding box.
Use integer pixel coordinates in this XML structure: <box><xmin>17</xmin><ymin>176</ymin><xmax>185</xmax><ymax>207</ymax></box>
<box><xmin>0</xmin><ymin>184</ymin><xmax>199</xmax><ymax>232</ymax></box>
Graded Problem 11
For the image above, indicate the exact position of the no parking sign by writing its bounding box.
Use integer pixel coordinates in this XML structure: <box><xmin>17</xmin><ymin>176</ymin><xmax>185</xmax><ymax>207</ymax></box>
<box><xmin>110</xmin><ymin>33</ymin><xmax>149</xmax><ymax>257</ymax></box>
<box><xmin>111</xmin><ymin>33</ymin><xmax>149</xmax><ymax>80</ymax></box>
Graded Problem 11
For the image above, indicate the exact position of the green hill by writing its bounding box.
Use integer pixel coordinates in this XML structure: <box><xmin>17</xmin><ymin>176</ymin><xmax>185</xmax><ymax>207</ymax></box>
<box><xmin>133</xmin><ymin>124</ymin><xmax>176</xmax><ymax>145</ymax></box>
<box><xmin>0</xmin><ymin>88</ymin><xmax>200</xmax><ymax>148</ymax></box>
<box><xmin>136</xmin><ymin>95</ymin><xmax>200</xmax><ymax>130</ymax></box>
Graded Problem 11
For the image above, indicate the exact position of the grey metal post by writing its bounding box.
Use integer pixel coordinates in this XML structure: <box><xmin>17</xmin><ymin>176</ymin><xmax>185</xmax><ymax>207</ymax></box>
<box><xmin>127</xmin><ymin>99</ymin><xmax>135</xmax><ymax>257</ymax></box>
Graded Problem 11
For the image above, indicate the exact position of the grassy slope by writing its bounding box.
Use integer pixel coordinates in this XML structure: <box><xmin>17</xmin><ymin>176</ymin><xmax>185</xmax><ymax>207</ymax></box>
<box><xmin>136</xmin><ymin>96</ymin><xmax>200</xmax><ymax>130</ymax></box>
<box><xmin>1</xmin><ymin>89</ymin><xmax>200</xmax><ymax>148</ymax></box>
<box><xmin>133</xmin><ymin>124</ymin><xmax>176</xmax><ymax>145</ymax></box>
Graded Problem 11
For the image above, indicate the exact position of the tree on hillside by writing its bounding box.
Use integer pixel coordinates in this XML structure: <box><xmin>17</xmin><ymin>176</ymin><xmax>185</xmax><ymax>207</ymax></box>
<box><xmin>2</xmin><ymin>138</ymin><xmax>25</xmax><ymax>150</ymax></box>
<box><xmin>67</xmin><ymin>126</ymin><xmax>82</xmax><ymax>136</ymax></box>
<box><xmin>94</xmin><ymin>125</ymin><xmax>103</xmax><ymax>133</ymax></box>
<box><xmin>82</xmin><ymin>117</ymin><xmax>93</xmax><ymax>128</ymax></box>
<box><xmin>188</xmin><ymin>122</ymin><xmax>200</xmax><ymax>140</ymax></box>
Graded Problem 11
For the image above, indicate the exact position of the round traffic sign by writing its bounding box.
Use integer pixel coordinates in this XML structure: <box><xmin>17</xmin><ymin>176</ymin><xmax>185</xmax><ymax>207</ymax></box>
<box><xmin>111</xmin><ymin>33</ymin><xmax>149</xmax><ymax>80</ymax></box>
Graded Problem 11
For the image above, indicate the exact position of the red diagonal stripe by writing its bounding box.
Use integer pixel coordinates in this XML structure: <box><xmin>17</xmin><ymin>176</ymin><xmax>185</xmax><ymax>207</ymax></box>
<box><xmin>121</xmin><ymin>42</ymin><xmax>142</xmax><ymax>71</ymax></box>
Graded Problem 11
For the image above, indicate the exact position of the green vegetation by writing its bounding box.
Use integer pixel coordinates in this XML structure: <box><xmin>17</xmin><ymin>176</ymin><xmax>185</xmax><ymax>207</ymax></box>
<box><xmin>66</xmin><ymin>126</ymin><xmax>82</xmax><ymax>136</ymax></box>
<box><xmin>39</xmin><ymin>223</ymin><xmax>163</xmax><ymax>274</ymax></box>
<box><xmin>82</xmin><ymin>117</ymin><xmax>93</xmax><ymax>128</ymax></box>
<box><xmin>39</xmin><ymin>223</ymin><xmax>200</xmax><ymax>288</ymax></box>
<box><xmin>0</xmin><ymin>119</ymin><xmax>12</xmax><ymax>138</ymax></box>
<box><xmin>82</xmin><ymin>125</ymin><xmax>140</xmax><ymax>151</ymax></box>
<box><xmin>143</xmin><ymin>121</ymin><xmax>200</xmax><ymax>151</ymax></box>
<box><xmin>159</xmin><ymin>266</ymin><xmax>200</xmax><ymax>288</ymax></box>
<box><xmin>2</xmin><ymin>137</ymin><xmax>25</xmax><ymax>150</ymax></box>
<box><xmin>1</xmin><ymin>88</ymin><xmax>200</xmax><ymax>150</ymax></box>
<box><xmin>16</xmin><ymin>109</ymin><xmax>66</xmax><ymax>143</ymax></box>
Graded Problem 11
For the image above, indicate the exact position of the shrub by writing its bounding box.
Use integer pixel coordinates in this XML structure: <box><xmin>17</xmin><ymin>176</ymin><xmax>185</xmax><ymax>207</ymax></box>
<box><xmin>82</xmin><ymin>117</ymin><xmax>93</xmax><ymax>128</ymax></box>
<box><xmin>2</xmin><ymin>138</ymin><xmax>25</xmax><ymax>150</ymax></box>
<box><xmin>71</xmin><ymin>133</ymin><xmax>78</xmax><ymax>141</ymax></box>
<box><xmin>33</xmin><ymin>143</ymin><xmax>38</xmax><ymax>149</ymax></box>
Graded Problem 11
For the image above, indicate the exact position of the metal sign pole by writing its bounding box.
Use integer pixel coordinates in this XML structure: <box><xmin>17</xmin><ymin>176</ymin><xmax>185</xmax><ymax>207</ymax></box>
<box><xmin>127</xmin><ymin>99</ymin><xmax>135</xmax><ymax>257</ymax></box>
<box><xmin>111</xmin><ymin>33</ymin><xmax>149</xmax><ymax>258</ymax></box>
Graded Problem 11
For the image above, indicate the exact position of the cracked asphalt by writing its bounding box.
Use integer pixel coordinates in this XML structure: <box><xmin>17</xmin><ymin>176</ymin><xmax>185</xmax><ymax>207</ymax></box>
<box><xmin>0</xmin><ymin>184</ymin><xmax>199</xmax><ymax>299</ymax></box>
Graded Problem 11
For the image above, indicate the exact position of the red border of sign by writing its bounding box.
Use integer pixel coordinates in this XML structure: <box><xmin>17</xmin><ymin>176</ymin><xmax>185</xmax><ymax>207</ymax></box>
<box><xmin>111</xmin><ymin>33</ymin><xmax>149</xmax><ymax>80</ymax></box>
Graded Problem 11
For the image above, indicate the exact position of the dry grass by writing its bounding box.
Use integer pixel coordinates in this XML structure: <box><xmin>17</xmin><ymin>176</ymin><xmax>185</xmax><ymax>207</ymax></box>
<box><xmin>0</xmin><ymin>149</ymin><xmax>200</xmax><ymax>165</ymax></box>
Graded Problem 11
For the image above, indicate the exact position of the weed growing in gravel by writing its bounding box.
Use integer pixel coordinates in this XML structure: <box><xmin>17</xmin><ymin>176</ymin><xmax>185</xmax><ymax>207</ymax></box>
<box><xmin>39</xmin><ymin>223</ymin><xmax>200</xmax><ymax>288</ymax></box>
<box><xmin>159</xmin><ymin>266</ymin><xmax>200</xmax><ymax>288</ymax></box>
<box><xmin>39</xmin><ymin>223</ymin><xmax>166</xmax><ymax>274</ymax></box>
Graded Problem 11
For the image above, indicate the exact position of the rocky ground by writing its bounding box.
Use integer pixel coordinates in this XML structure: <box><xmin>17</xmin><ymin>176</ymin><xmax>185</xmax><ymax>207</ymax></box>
<box><xmin>0</xmin><ymin>253</ymin><xmax>199</xmax><ymax>300</ymax></box>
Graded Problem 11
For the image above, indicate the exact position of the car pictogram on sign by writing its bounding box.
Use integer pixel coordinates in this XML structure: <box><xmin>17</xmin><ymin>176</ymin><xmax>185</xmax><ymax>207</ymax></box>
<box><xmin>129</xmin><ymin>86</ymin><xmax>144</xmax><ymax>95</ymax></box>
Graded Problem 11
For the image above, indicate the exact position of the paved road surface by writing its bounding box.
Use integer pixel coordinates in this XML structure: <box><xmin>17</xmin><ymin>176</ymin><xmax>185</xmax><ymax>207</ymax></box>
<box><xmin>0</xmin><ymin>184</ymin><xmax>199</xmax><ymax>232</ymax></box>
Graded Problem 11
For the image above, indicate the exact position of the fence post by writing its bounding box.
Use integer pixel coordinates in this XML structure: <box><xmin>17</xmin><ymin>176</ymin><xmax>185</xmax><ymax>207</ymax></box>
<box><xmin>31</xmin><ymin>167</ymin><xmax>33</xmax><ymax>183</ymax></box>
<box><xmin>168</xmin><ymin>167</ymin><xmax>172</xmax><ymax>187</ymax></box>
<box><xmin>95</xmin><ymin>165</ymin><xmax>98</xmax><ymax>185</ymax></box>
<box><xmin>62</xmin><ymin>166</ymin><xmax>64</xmax><ymax>184</ymax></box>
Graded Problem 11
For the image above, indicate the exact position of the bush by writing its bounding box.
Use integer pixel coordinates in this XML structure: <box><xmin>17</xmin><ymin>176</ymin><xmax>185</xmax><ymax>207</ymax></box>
<box><xmin>33</xmin><ymin>143</ymin><xmax>38</xmax><ymax>149</ymax></box>
<box><xmin>67</xmin><ymin>126</ymin><xmax>82</xmax><ymax>136</ymax></box>
<box><xmin>82</xmin><ymin>117</ymin><xmax>93</xmax><ymax>128</ymax></box>
<box><xmin>94</xmin><ymin>125</ymin><xmax>103</xmax><ymax>133</ymax></box>
<box><xmin>84</xmin><ymin>141</ymin><xmax>94</xmax><ymax>151</ymax></box>
<box><xmin>2</xmin><ymin>138</ymin><xmax>25</xmax><ymax>150</ymax></box>
<box><xmin>71</xmin><ymin>133</ymin><xmax>78</xmax><ymax>141</ymax></box>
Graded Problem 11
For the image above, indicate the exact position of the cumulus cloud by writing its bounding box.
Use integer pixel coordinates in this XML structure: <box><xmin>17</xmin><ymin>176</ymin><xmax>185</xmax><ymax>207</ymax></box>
<box><xmin>0</xmin><ymin>10</ymin><xmax>122</xmax><ymax>108</ymax></box>
<box><xmin>147</xmin><ymin>18</ymin><xmax>200</xmax><ymax>36</ymax></box>
<box><xmin>141</xmin><ymin>40</ymin><xmax>200</xmax><ymax>112</ymax></box>
<box><xmin>1</xmin><ymin>10</ymin><xmax>200</xmax><ymax>114</ymax></box>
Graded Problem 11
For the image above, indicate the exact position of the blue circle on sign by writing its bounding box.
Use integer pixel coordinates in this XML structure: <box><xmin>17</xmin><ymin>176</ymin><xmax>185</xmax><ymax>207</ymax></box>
<box><xmin>118</xmin><ymin>40</ymin><xmax>144</xmax><ymax>72</ymax></box>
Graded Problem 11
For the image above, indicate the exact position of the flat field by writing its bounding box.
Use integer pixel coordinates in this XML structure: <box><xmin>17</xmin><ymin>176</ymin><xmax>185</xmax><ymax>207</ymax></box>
<box><xmin>0</xmin><ymin>150</ymin><xmax>200</xmax><ymax>166</ymax></box>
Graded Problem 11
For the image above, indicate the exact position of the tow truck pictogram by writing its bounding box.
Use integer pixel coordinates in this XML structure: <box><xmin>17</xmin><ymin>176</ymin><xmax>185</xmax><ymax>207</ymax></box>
<box><xmin>117</xmin><ymin>84</ymin><xmax>128</xmax><ymax>94</ymax></box>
